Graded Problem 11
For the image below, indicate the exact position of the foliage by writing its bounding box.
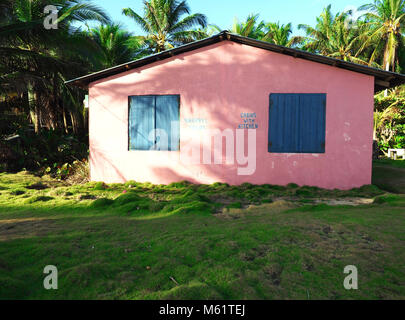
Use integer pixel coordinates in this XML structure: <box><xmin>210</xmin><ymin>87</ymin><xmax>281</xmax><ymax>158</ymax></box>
<box><xmin>225</xmin><ymin>14</ymin><xmax>267</xmax><ymax>39</ymax></box>
<box><xmin>263</xmin><ymin>22</ymin><xmax>303</xmax><ymax>47</ymax></box>
<box><xmin>0</xmin><ymin>128</ymin><xmax>88</xmax><ymax>173</ymax></box>
<box><xmin>45</xmin><ymin>159</ymin><xmax>89</xmax><ymax>183</ymax></box>
<box><xmin>0</xmin><ymin>0</ymin><xmax>111</xmax><ymax>134</ymax></box>
<box><xmin>374</xmin><ymin>85</ymin><xmax>405</xmax><ymax>154</ymax></box>
<box><xmin>1</xmin><ymin>0</ymin><xmax>405</xmax><ymax>169</ymax></box>
<box><xmin>88</xmin><ymin>23</ymin><xmax>141</xmax><ymax>69</ymax></box>
<box><xmin>358</xmin><ymin>0</ymin><xmax>405</xmax><ymax>71</ymax></box>
<box><xmin>213</xmin><ymin>15</ymin><xmax>302</xmax><ymax>47</ymax></box>
<box><xmin>298</xmin><ymin>5</ymin><xmax>372</xmax><ymax>65</ymax></box>
<box><xmin>122</xmin><ymin>0</ymin><xmax>207</xmax><ymax>53</ymax></box>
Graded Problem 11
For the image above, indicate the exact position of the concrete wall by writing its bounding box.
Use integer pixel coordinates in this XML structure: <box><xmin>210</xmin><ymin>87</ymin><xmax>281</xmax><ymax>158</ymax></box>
<box><xmin>88</xmin><ymin>41</ymin><xmax>375</xmax><ymax>189</ymax></box>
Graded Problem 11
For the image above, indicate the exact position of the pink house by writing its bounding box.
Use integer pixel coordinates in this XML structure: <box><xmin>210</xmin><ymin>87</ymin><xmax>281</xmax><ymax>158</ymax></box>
<box><xmin>67</xmin><ymin>31</ymin><xmax>405</xmax><ymax>190</ymax></box>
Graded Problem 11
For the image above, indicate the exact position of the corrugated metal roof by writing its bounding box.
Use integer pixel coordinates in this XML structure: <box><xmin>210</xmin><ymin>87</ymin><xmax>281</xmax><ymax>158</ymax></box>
<box><xmin>66</xmin><ymin>30</ymin><xmax>405</xmax><ymax>93</ymax></box>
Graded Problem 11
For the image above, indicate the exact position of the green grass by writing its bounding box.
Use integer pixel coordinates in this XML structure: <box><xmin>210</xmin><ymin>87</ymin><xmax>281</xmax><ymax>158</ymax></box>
<box><xmin>372</xmin><ymin>159</ymin><xmax>405</xmax><ymax>194</ymax></box>
<box><xmin>374</xmin><ymin>159</ymin><xmax>405</xmax><ymax>169</ymax></box>
<box><xmin>0</xmin><ymin>163</ymin><xmax>404</xmax><ymax>300</ymax></box>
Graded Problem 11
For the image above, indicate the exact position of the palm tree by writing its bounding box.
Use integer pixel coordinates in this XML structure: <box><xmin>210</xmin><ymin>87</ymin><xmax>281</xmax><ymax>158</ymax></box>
<box><xmin>230</xmin><ymin>14</ymin><xmax>266</xmax><ymax>39</ymax></box>
<box><xmin>298</xmin><ymin>5</ymin><xmax>371</xmax><ymax>65</ymax></box>
<box><xmin>263</xmin><ymin>22</ymin><xmax>303</xmax><ymax>47</ymax></box>
<box><xmin>0</xmin><ymin>0</ymin><xmax>110</xmax><ymax>133</ymax></box>
<box><xmin>358</xmin><ymin>0</ymin><xmax>405</xmax><ymax>72</ymax></box>
<box><xmin>90</xmin><ymin>23</ymin><xmax>139</xmax><ymax>69</ymax></box>
<box><xmin>212</xmin><ymin>14</ymin><xmax>267</xmax><ymax>39</ymax></box>
<box><xmin>122</xmin><ymin>0</ymin><xmax>207</xmax><ymax>53</ymax></box>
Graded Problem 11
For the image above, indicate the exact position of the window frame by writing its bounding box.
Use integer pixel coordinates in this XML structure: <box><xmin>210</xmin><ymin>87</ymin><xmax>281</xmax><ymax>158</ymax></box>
<box><xmin>128</xmin><ymin>94</ymin><xmax>181</xmax><ymax>151</ymax></box>
<box><xmin>268</xmin><ymin>93</ymin><xmax>327</xmax><ymax>154</ymax></box>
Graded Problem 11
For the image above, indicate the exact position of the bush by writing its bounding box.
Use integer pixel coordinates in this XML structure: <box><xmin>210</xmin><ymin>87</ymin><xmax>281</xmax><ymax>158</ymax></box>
<box><xmin>374</xmin><ymin>86</ymin><xmax>405</xmax><ymax>156</ymax></box>
<box><xmin>65</xmin><ymin>160</ymin><xmax>89</xmax><ymax>184</ymax></box>
<box><xmin>0</xmin><ymin>128</ymin><xmax>88</xmax><ymax>173</ymax></box>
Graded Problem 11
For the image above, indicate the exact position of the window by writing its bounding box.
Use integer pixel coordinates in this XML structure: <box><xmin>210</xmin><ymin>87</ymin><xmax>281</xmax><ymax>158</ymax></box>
<box><xmin>129</xmin><ymin>95</ymin><xmax>180</xmax><ymax>151</ymax></box>
<box><xmin>268</xmin><ymin>93</ymin><xmax>326</xmax><ymax>153</ymax></box>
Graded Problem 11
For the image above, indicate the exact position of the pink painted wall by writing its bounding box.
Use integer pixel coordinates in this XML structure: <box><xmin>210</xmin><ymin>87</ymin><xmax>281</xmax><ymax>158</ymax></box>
<box><xmin>88</xmin><ymin>41</ymin><xmax>375</xmax><ymax>189</ymax></box>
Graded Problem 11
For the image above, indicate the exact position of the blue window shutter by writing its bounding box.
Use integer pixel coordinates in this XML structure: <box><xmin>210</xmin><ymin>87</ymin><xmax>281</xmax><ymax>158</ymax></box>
<box><xmin>129</xmin><ymin>96</ymin><xmax>155</xmax><ymax>150</ymax></box>
<box><xmin>155</xmin><ymin>95</ymin><xmax>180</xmax><ymax>151</ymax></box>
<box><xmin>269</xmin><ymin>94</ymin><xmax>326</xmax><ymax>153</ymax></box>
<box><xmin>299</xmin><ymin>94</ymin><xmax>326</xmax><ymax>153</ymax></box>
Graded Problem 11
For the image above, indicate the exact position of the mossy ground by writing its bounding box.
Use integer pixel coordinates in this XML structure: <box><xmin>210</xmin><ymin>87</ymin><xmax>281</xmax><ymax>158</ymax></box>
<box><xmin>0</xmin><ymin>162</ymin><xmax>404</xmax><ymax>300</ymax></box>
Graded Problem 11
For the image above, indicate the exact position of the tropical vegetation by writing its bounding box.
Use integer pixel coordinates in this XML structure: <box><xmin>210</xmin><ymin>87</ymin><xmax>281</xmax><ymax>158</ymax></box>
<box><xmin>0</xmin><ymin>0</ymin><xmax>404</xmax><ymax>175</ymax></box>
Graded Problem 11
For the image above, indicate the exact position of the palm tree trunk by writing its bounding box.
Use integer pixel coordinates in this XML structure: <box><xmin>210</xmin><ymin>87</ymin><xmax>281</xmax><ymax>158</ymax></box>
<box><xmin>384</xmin><ymin>62</ymin><xmax>390</xmax><ymax>97</ymax></box>
<box><xmin>70</xmin><ymin>112</ymin><xmax>77</xmax><ymax>134</ymax></box>
<box><xmin>62</xmin><ymin>107</ymin><xmax>68</xmax><ymax>134</ymax></box>
<box><xmin>28</xmin><ymin>83</ymin><xmax>40</xmax><ymax>133</ymax></box>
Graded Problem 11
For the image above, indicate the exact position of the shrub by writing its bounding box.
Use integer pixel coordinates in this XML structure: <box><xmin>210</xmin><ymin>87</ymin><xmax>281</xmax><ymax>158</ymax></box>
<box><xmin>65</xmin><ymin>160</ymin><xmax>89</xmax><ymax>184</ymax></box>
<box><xmin>1</xmin><ymin>128</ymin><xmax>88</xmax><ymax>173</ymax></box>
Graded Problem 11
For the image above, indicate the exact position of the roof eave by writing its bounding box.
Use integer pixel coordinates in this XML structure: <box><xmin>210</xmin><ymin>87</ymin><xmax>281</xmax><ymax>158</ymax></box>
<box><xmin>65</xmin><ymin>31</ymin><xmax>405</xmax><ymax>93</ymax></box>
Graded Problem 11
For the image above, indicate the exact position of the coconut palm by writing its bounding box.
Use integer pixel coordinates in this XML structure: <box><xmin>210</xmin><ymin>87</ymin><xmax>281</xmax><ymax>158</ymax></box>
<box><xmin>0</xmin><ymin>0</ymin><xmax>110</xmax><ymax>133</ymax></box>
<box><xmin>358</xmin><ymin>0</ymin><xmax>405</xmax><ymax>72</ymax></box>
<box><xmin>229</xmin><ymin>14</ymin><xmax>266</xmax><ymax>39</ymax></box>
<box><xmin>298</xmin><ymin>5</ymin><xmax>371</xmax><ymax>65</ymax></box>
<box><xmin>212</xmin><ymin>14</ymin><xmax>267</xmax><ymax>39</ymax></box>
<box><xmin>90</xmin><ymin>23</ymin><xmax>140</xmax><ymax>69</ymax></box>
<box><xmin>122</xmin><ymin>0</ymin><xmax>207</xmax><ymax>53</ymax></box>
<box><xmin>263</xmin><ymin>22</ymin><xmax>303</xmax><ymax>47</ymax></box>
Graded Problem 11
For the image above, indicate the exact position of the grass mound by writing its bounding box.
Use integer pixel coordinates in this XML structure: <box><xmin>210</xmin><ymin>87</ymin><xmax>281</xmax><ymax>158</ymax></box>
<box><xmin>24</xmin><ymin>196</ymin><xmax>54</xmax><ymax>204</ymax></box>
<box><xmin>113</xmin><ymin>193</ymin><xmax>143</xmax><ymax>206</ymax></box>
<box><xmin>93</xmin><ymin>182</ymin><xmax>108</xmax><ymax>190</ymax></box>
<box><xmin>9</xmin><ymin>189</ymin><xmax>26</xmax><ymax>196</ymax></box>
<box><xmin>167</xmin><ymin>181</ymin><xmax>193</xmax><ymax>189</ymax></box>
<box><xmin>225</xmin><ymin>202</ymin><xmax>242</xmax><ymax>209</ymax></box>
<box><xmin>373</xmin><ymin>194</ymin><xmax>403</xmax><ymax>204</ymax></box>
<box><xmin>26</xmin><ymin>182</ymin><xmax>48</xmax><ymax>190</ymax></box>
<box><xmin>90</xmin><ymin>198</ymin><xmax>114</xmax><ymax>208</ymax></box>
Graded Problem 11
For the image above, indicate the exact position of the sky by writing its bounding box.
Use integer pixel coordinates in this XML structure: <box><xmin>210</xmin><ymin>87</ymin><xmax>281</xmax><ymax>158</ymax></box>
<box><xmin>95</xmin><ymin>0</ymin><xmax>369</xmax><ymax>36</ymax></box>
